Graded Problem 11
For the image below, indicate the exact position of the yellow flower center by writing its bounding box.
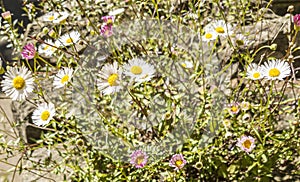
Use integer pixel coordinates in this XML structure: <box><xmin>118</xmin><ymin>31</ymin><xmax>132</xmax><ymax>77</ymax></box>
<box><xmin>43</xmin><ymin>45</ymin><xmax>49</xmax><ymax>50</ymax></box>
<box><xmin>40</xmin><ymin>110</ymin><xmax>50</xmax><ymax>121</ymax></box>
<box><xmin>130</xmin><ymin>66</ymin><xmax>143</xmax><ymax>75</ymax></box>
<box><xmin>253</xmin><ymin>72</ymin><xmax>260</xmax><ymax>79</ymax></box>
<box><xmin>136</xmin><ymin>156</ymin><xmax>144</xmax><ymax>165</ymax></box>
<box><xmin>12</xmin><ymin>76</ymin><xmax>25</xmax><ymax>90</ymax></box>
<box><xmin>107</xmin><ymin>19</ymin><xmax>113</xmax><ymax>25</ymax></box>
<box><xmin>269</xmin><ymin>68</ymin><xmax>280</xmax><ymax>77</ymax></box>
<box><xmin>61</xmin><ymin>75</ymin><xmax>69</xmax><ymax>84</ymax></box>
<box><xmin>66</xmin><ymin>38</ymin><xmax>73</xmax><ymax>44</ymax></box>
<box><xmin>231</xmin><ymin>106</ymin><xmax>238</xmax><ymax>113</ymax></box>
<box><xmin>107</xmin><ymin>74</ymin><xmax>118</xmax><ymax>86</ymax></box>
<box><xmin>236</xmin><ymin>39</ymin><xmax>244</xmax><ymax>46</ymax></box>
<box><xmin>175</xmin><ymin>160</ymin><xmax>183</xmax><ymax>167</ymax></box>
<box><xmin>242</xmin><ymin>139</ymin><xmax>252</xmax><ymax>149</ymax></box>
<box><xmin>205</xmin><ymin>33</ymin><xmax>213</xmax><ymax>39</ymax></box>
<box><xmin>48</xmin><ymin>16</ymin><xmax>55</xmax><ymax>21</ymax></box>
<box><xmin>215</xmin><ymin>27</ymin><xmax>225</xmax><ymax>33</ymax></box>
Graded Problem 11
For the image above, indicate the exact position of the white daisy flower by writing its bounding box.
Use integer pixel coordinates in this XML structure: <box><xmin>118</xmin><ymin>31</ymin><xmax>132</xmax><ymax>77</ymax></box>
<box><xmin>1</xmin><ymin>66</ymin><xmax>34</xmax><ymax>101</ymax></box>
<box><xmin>53</xmin><ymin>12</ymin><xmax>69</xmax><ymax>24</ymax></box>
<box><xmin>246</xmin><ymin>63</ymin><xmax>263</xmax><ymax>80</ymax></box>
<box><xmin>123</xmin><ymin>58</ymin><xmax>155</xmax><ymax>82</ymax></box>
<box><xmin>56</xmin><ymin>31</ymin><xmax>80</xmax><ymax>47</ymax></box>
<box><xmin>209</xmin><ymin>20</ymin><xmax>233</xmax><ymax>37</ymax></box>
<box><xmin>32</xmin><ymin>102</ymin><xmax>55</xmax><ymax>127</ymax></box>
<box><xmin>202</xmin><ymin>27</ymin><xmax>217</xmax><ymax>42</ymax></box>
<box><xmin>53</xmin><ymin>67</ymin><xmax>74</xmax><ymax>89</ymax></box>
<box><xmin>261</xmin><ymin>60</ymin><xmax>291</xmax><ymax>80</ymax></box>
<box><xmin>42</xmin><ymin>12</ymin><xmax>59</xmax><ymax>22</ymax></box>
<box><xmin>97</xmin><ymin>62</ymin><xmax>122</xmax><ymax>95</ymax></box>
<box><xmin>233</xmin><ymin>34</ymin><xmax>252</xmax><ymax>48</ymax></box>
<box><xmin>38</xmin><ymin>39</ymin><xmax>57</xmax><ymax>57</ymax></box>
<box><xmin>181</xmin><ymin>60</ymin><xmax>193</xmax><ymax>69</ymax></box>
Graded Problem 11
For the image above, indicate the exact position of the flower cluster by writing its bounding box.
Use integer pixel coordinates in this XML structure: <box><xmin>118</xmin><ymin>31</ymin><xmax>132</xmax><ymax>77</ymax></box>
<box><xmin>202</xmin><ymin>20</ymin><xmax>233</xmax><ymax>42</ymax></box>
<box><xmin>246</xmin><ymin>60</ymin><xmax>291</xmax><ymax>81</ymax></box>
<box><xmin>130</xmin><ymin>150</ymin><xmax>187</xmax><ymax>170</ymax></box>
<box><xmin>97</xmin><ymin>58</ymin><xmax>155</xmax><ymax>95</ymax></box>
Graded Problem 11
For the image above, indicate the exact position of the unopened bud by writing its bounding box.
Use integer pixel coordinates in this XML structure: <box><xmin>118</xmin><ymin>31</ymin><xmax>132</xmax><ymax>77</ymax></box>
<box><xmin>48</xmin><ymin>29</ymin><xmax>56</xmax><ymax>38</ymax></box>
<box><xmin>288</xmin><ymin>55</ymin><xmax>294</xmax><ymax>62</ymax></box>
<box><xmin>287</xmin><ymin>5</ymin><xmax>294</xmax><ymax>13</ymax></box>
<box><xmin>270</xmin><ymin>43</ymin><xmax>277</xmax><ymax>51</ymax></box>
<box><xmin>1</xmin><ymin>11</ymin><xmax>11</xmax><ymax>20</ymax></box>
<box><xmin>293</xmin><ymin>14</ymin><xmax>300</xmax><ymax>31</ymax></box>
<box><xmin>42</xmin><ymin>27</ymin><xmax>49</xmax><ymax>34</ymax></box>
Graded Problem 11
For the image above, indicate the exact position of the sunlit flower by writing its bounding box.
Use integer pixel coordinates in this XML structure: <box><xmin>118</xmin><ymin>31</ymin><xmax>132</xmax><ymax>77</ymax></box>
<box><xmin>100</xmin><ymin>24</ymin><xmax>113</xmax><ymax>37</ymax></box>
<box><xmin>102</xmin><ymin>15</ymin><xmax>114</xmax><ymax>26</ymax></box>
<box><xmin>21</xmin><ymin>43</ymin><xmax>36</xmax><ymax>59</ymax></box>
<box><xmin>246</xmin><ymin>63</ymin><xmax>263</xmax><ymax>80</ymax></box>
<box><xmin>53</xmin><ymin>12</ymin><xmax>69</xmax><ymax>24</ymax></box>
<box><xmin>237</xmin><ymin>135</ymin><xmax>256</xmax><ymax>153</ymax></box>
<box><xmin>42</xmin><ymin>12</ymin><xmax>59</xmax><ymax>22</ymax></box>
<box><xmin>261</xmin><ymin>60</ymin><xmax>291</xmax><ymax>80</ymax></box>
<box><xmin>293</xmin><ymin>14</ymin><xmax>300</xmax><ymax>30</ymax></box>
<box><xmin>169</xmin><ymin>154</ymin><xmax>187</xmax><ymax>170</ymax></box>
<box><xmin>209</xmin><ymin>20</ymin><xmax>233</xmax><ymax>37</ymax></box>
<box><xmin>123</xmin><ymin>58</ymin><xmax>155</xmax><ymax>82</ymax></box>
<box><xmin>1</xmin><ymin>66</ymin><xmax>34</xmax><ymax>101</ymax></box>
<box><xmin>202</xmin><ymin>27</ymin><xmax>217</xmax><ymax>42</ymax></box>
<box><xmin>53</xmin><ymin>67</ymin><xmax>74</xmax><ymax>89</ymax></box>
<box><xmin>97</xmin><ymin>62</ymin><xmax>122</xmax><ymax>95</ymax></box>
<box><xmin>32</xmin><ymin>102</ymin><xmax>56</xmax><ymax>127</ymax></box>
<box><xmin>228</xmin><ymin>103</ymin><xmax>240</xmax><ymax>115</ymax></box>
<box><xmin>130</xmin><ymin>150</ymin><xmax>148</xmax><ymax>168</ymax></box>
<box><xmin>38</xmin><ymin>39</ymin><xmax>57</xmax><ymax>57</ymax></box>
<box><xmin>56</xmin><ymin>31</ymin><xmax>80</xmax><ymax>47</ymax></box>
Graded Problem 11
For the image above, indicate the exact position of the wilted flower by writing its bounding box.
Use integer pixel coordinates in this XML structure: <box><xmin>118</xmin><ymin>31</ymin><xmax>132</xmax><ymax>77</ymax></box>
<box><xmin>130</xmin><ymin>150</ymin><xmax>148</xmax><ymax>168</ymax></box>
<box><xmin>237</xmin><ymin>135</ymin><xmax>256</xmax><ymax>153</ymax></box>
<box><xmin>233</xmin><ymin>34</ymin><xmax>252</xmax><ymax>48</ymax></box>
<box><xmin>169</xmin><ymin>154</ymin><xmax>187</xmax><ymax>170</ymax></box>
<box><xmin>21</xmin><ymin>43</ymin><xmax>36</xmax><ymax>59</ymax></box>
